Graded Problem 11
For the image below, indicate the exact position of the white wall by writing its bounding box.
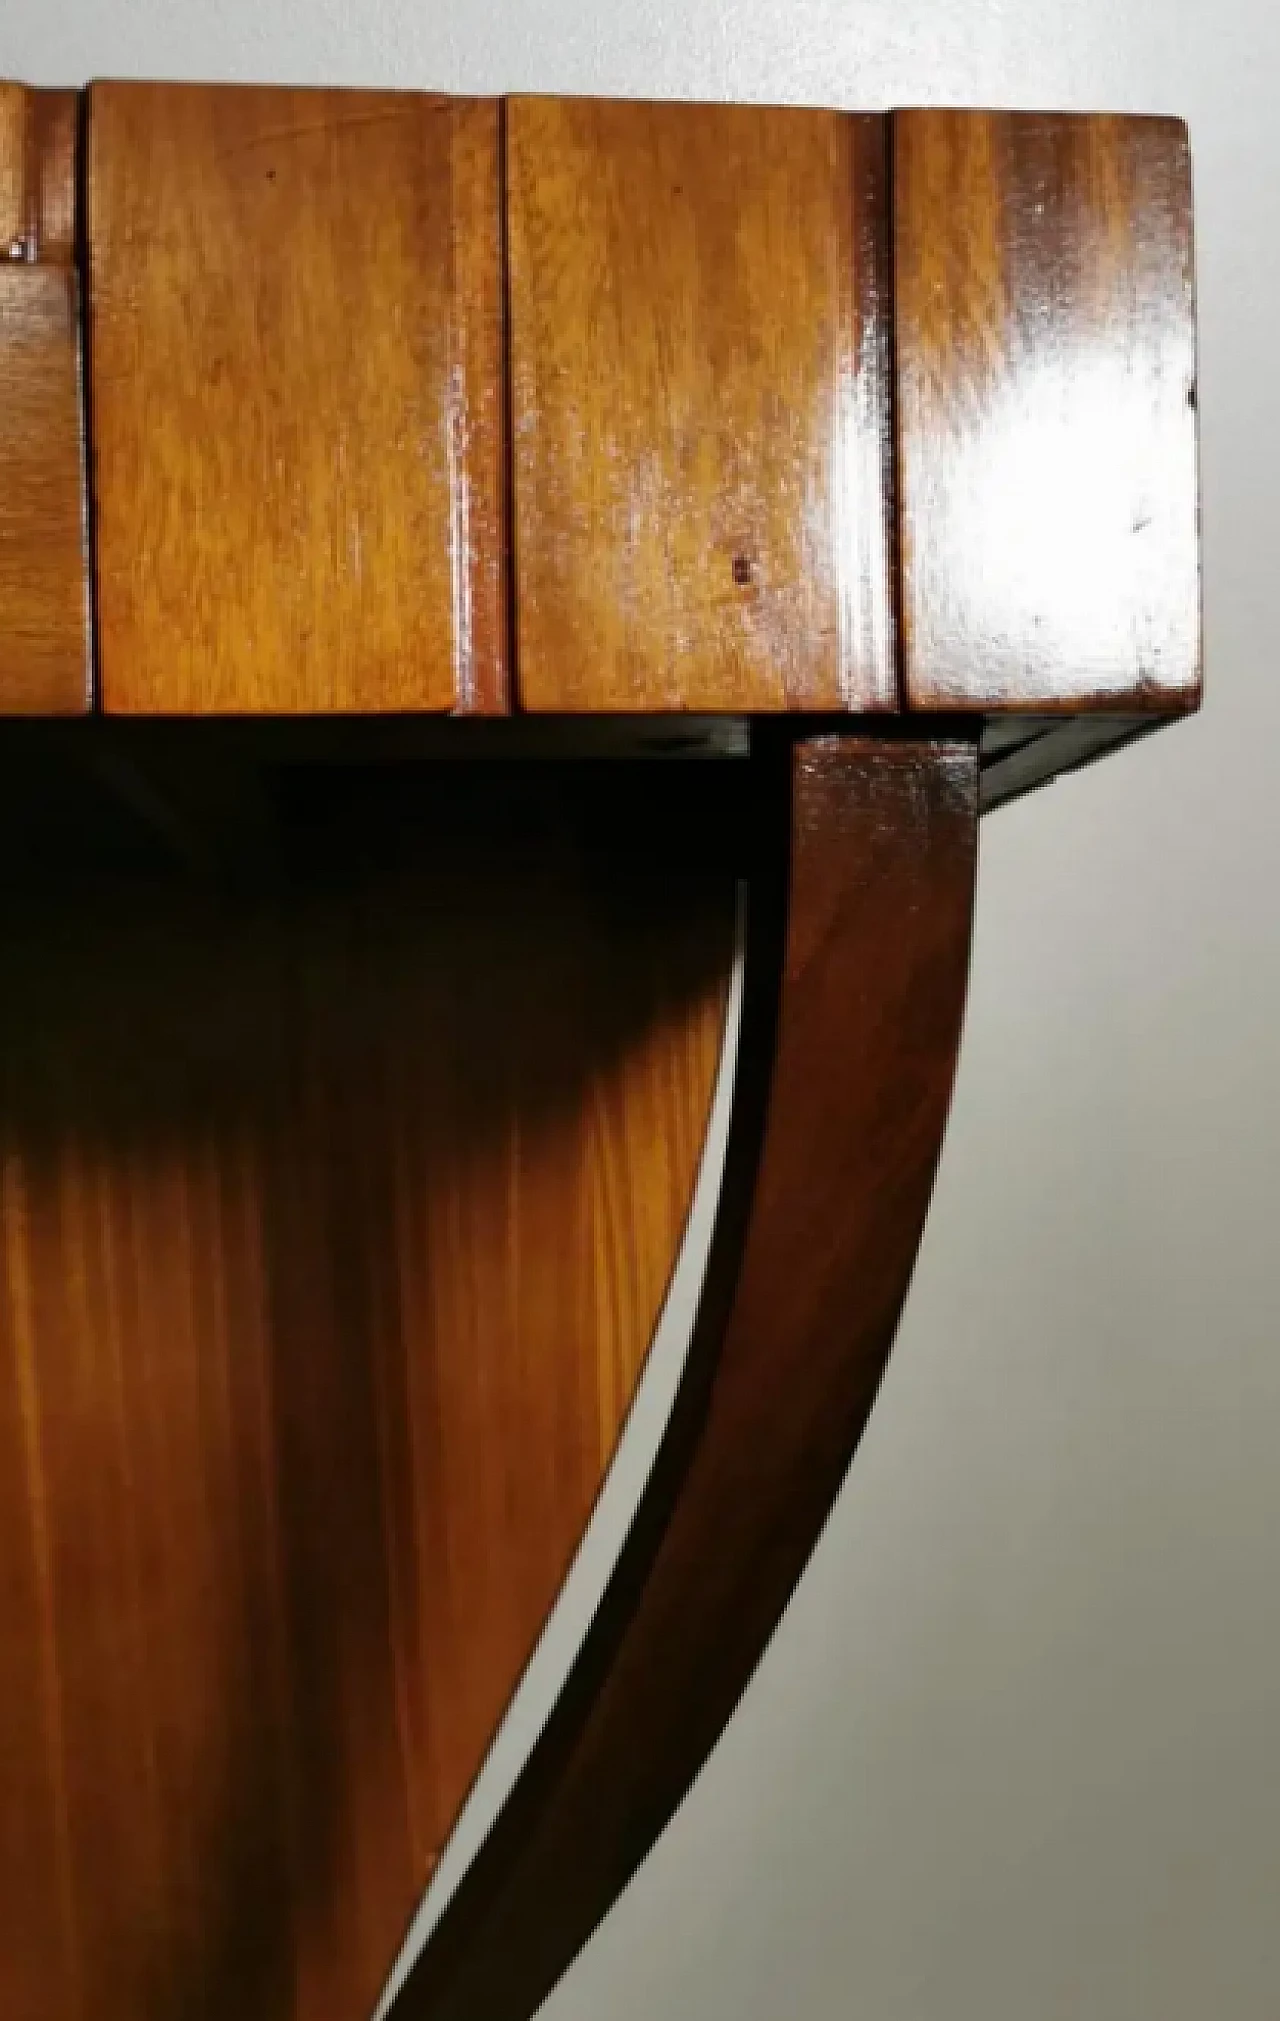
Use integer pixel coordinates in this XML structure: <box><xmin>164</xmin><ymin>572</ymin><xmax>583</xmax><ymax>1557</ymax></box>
<box><xmin>6</xmin><ymin>3</ymin><xmax>1277</xmax><ymax>2016</ymax></box>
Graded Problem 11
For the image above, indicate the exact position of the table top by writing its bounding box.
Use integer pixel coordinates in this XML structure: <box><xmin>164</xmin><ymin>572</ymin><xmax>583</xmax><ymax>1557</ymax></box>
<box><xmin>0</xmin><ymin>83</ymin><xmax>1201</xmax><ymax>807</ymax></box>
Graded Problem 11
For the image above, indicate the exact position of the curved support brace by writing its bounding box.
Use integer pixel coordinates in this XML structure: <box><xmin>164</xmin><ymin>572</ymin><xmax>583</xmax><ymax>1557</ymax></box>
<box><xmin>392</xmin><ymin>730</ymin><xmax>979</xmax><ymax>2021</ymax></box>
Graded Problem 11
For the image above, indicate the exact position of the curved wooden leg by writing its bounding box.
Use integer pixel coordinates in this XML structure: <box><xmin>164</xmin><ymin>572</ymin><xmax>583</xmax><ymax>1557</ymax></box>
<box><xmin>389</xmin><ymin>730</ymin><xmax>980</xmax><ymax>2021</ymax></box>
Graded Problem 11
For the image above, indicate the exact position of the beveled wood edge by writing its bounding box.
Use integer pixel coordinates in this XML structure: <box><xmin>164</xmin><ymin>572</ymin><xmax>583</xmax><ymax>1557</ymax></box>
<box><xmin>383</xmin><ymin>726</ymin><xmax>978</xmax><ymax>2021</ymax></box>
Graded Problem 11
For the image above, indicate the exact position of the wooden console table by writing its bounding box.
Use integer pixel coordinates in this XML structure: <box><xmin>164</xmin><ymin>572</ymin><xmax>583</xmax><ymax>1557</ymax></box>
<box><xmin>0</xmin><ymin>82</ymin><xmax>1200</xmax><ymax>2021</ymax></box>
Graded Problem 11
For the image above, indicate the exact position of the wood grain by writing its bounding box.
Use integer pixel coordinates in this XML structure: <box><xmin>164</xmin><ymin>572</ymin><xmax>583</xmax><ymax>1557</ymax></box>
<box><xmin>0</xmin><ymin>84</ymin><xmax>77</xmax><ymax>264</ymax></box>
<box><xmin>0</xmin><ymin>84</ymin><xmax>88</xmax><ymax>715</ymax></box>
<box><xmin>392</xmin><ymin>731</ymin><xmax>978</xmax><ymax>2021</ymax></box>
<box><xmin>507</xmin><ymin>98</ymin><xmax>895</xmax><ymax>712</ymax></box>
<box><xmin>0</xmin><ymin>768</ymin><xmax>733</xmax><ymax>2021</ymax></box>
<box><xmin>894</xmin><ymin>111</ymin><xmax>1200</xmax><ymax>713</ymax></box>
<box><xmin>89</xmin><ymin>83</ymin><xmax>507</xmax><ymax>715</ymax></box>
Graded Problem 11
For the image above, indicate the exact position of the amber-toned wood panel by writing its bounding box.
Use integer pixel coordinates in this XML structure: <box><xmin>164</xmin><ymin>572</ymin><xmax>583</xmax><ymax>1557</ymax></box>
<box><xmin>0</xmin><ymin>85</ymin><xmax>88</xmax><ymax>715</ymax></box>
<box><xmin>0</xmin><ymin>83</ymin><xmax>77</xmax><ymax>262</ymax></box>
<box><xmin>508</xmin><ymin>98</ymin><xmax>895</xmax><ymax>712</ymax></box>
<box><xmin>894</xmin><ymin>111</ymin><xmax>1200</xmax><ymax>713</ymax></box>
<box><xmin>89</xmin><ymin>83</ymin><xmax>507</xmax><ymax>715</ymax></box>
<box><xmin>0</xmin><ymin>776</ymin><xmax>732</xmax><ymax>2021</ymax></box>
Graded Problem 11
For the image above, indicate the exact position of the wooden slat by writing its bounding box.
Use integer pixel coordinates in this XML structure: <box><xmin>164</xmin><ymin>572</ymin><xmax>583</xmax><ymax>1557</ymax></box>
<box><xmin>89</xmin><ymin>83</ymin><xmax>507</xmax><ymax>715</ymax></box>
<box><xmin>0</xmin><ymin>83</ymin><xmax>77</xmax><ymax>264</ymax></box>
<box><xmin>0</xmin><ymin>767</ymin><xmax>733</xmax><ymax>2021</ymax></box>
<box><xmin>508</xmin><ymin>98</ymin><xmax>895</xmax><ymax>713</ymax></box>
<box><xmin>894</xmin><ymin>111</ymin><xmax>1200</xmax><ymax>713</ymax></box>
<box><xmin>0</xmin><ymin>85</ymin><xmax>88</xmax><ymax>716</ymax></box>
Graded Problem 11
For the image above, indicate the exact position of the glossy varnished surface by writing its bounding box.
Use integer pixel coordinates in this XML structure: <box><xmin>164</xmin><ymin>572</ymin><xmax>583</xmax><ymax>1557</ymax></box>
<box><xmin>394</xmin><ymin>733</ymin><xmax>978</xmax><ymax>2021</ymax></box>
<box><xmin>0</xmin><ymin>767</ymin><xmax>733</xmax><ymax>2021</ymax></box>
<box><xmin>0</xmin><ymin>85</ymin><xmax>87</xmax><ymax>714</ymax></box>
<box><xmin>894</xmin><ymin>111</ymin><xmax>1200</xmax><ymax>713</ymax></box>
<box><xmin>89</xmin><ymin>83</ymin><xmax>507</xmax><ymax>714</ymax></box>
<box><xmin>0</xmin><ymin>88</ymin><xmax>1204</xmax><ymax>743</ymax></box>
<box><xmin>507</xmin><ymin>99</ymin><xmax>895</xmax><ymax>712</ymax></box>
<box><xmin>0</xmin><ymin>84</ymin><xmax>77</xmax><ymax>261</ymax></box>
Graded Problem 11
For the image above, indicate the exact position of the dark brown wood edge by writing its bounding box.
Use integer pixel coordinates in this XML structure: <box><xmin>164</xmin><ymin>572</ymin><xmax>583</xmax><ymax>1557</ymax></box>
<box><xmin>387</xmin><ymin>726</ymin><xmax>979</xmax><ymax>2021</ymax></box>
<box><xmin>980</xmin><ymin>714</ymin><xmax>1180</xmax><ymax>812</ymax></box>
